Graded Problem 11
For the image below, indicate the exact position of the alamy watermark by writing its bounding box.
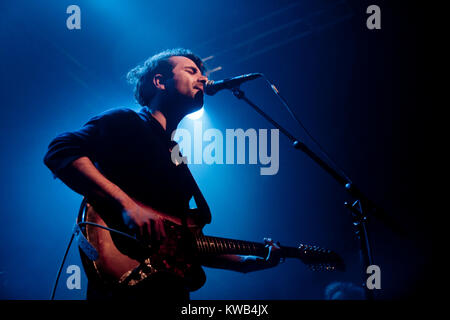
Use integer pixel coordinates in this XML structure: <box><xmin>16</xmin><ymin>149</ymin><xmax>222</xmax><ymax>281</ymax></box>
<box><xmin>366</xmin><ymin>5</ymin><xmax>381</xmax><ymax>30</ymax></box>
<box><xmin>170</xmin><ymin>121</ymin><xmax>279</xmax><ymax>175</ymax></box>
<box><xmin>66</xmin><ymin>264</ymin><xmax>81</xmax><ymax>290</ymax></box>
<box><xmin>66</xmin><ymin>5</ymin><xmax>81</xmax><ymax>30</ymax></box>
<box><xmin>366</xmin><ymin>264</ymin><xmax>381</xmax><ymax>290</ymax></box>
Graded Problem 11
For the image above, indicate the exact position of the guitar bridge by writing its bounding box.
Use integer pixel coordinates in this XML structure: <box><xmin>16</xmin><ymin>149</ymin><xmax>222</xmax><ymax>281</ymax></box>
<box><xmin>118</xmin><ymin>258</ymin><xmax>158</xmax><ymax>287</ymax></box>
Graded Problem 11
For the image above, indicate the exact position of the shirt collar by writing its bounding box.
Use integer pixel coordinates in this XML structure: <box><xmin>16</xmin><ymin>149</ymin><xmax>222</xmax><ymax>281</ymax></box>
<box><xmin>139</xmin><ymin>107</ymin><xmax>173</xmax><ymax>144</ymax></box>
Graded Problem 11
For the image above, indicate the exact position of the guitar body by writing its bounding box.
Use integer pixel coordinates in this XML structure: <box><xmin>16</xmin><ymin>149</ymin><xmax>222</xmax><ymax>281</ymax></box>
<box><xmin>78</xmin><ymin>202</ymin><xmax>206</xmax><ymax>292</ymax></box>
<box><xmin>76</xmin><ymin>201</ymin><xmax>345</xmax><ymax>294</ymax></box>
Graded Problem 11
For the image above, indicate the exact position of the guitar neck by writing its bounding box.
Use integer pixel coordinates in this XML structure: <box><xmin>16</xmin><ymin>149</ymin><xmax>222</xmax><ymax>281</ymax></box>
<box><xmin>195</xmin><ymin>235</ymin><xmax>298</xmax><ymax>258</ymax></box>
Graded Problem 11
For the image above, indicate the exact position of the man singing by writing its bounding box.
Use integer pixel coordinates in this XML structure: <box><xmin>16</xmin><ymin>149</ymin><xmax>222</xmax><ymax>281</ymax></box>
<box><xmin>44</xmin><ymin>48</ymin><xmax>280</xmax><ymax>300</ymax></box>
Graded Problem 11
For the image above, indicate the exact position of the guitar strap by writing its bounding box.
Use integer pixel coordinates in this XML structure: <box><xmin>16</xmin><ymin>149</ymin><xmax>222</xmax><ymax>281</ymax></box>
<box><xmin>73</xmin><ymin>223</ymin><xmax>99</xmax><ymax>261</ymax></box>
<box><xmin>181</xmin><ymin>162</ymin><xmax>211</xmax><ymax>227</ymax></box>
<box><xmin>75</xmin><ymin>197</ymin><xmax>99</xmax><ymax>261</ymax></box>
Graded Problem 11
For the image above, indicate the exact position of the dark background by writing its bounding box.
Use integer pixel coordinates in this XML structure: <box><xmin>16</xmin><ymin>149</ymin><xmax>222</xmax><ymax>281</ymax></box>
<box><xmin>0</xmin><ymin>0</ymin><xmax>430</xmax><ymax>300</ymax></box>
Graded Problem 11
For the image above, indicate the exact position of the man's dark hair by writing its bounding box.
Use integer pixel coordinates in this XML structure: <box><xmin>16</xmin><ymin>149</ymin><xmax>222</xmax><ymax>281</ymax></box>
<box><xmin>126</xmin><ymin>48</ymin><xmax>206</xmax><ymax>106</ymax></box>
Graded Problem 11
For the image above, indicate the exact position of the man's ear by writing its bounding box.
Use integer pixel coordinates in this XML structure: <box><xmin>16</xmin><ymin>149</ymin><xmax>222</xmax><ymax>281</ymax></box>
<box><xmin>153</xmin><ymin>74</ymin><xmax>166</xmax><ymax>90</ymax></box>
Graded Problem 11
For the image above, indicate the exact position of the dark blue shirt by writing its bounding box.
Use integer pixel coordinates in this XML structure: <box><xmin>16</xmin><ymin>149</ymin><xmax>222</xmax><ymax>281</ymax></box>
<box><xmin>44</xmin><ymin>106</ymin><xmax>210</xmax><ymax>224</ymax></box>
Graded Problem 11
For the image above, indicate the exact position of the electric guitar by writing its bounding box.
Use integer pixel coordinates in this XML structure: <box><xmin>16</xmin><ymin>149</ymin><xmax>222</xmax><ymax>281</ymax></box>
<box><xmin>77</xmin><ymin>202</ymin><xmax>345</xmax><ymax>291</ymax></box>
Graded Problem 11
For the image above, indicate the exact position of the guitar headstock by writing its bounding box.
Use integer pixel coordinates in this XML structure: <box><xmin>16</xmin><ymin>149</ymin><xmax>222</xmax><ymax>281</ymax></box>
<box><xmin>296</xmin><ymin>244</ymin><xmax>345</xmax><ymax>272</ymax></box>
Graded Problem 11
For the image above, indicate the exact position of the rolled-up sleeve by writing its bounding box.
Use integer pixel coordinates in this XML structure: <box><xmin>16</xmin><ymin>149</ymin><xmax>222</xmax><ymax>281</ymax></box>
<box><xmin>43</xmin><ymin>117</ymin><xmax>100</xmax><ymax>178</ymax></box>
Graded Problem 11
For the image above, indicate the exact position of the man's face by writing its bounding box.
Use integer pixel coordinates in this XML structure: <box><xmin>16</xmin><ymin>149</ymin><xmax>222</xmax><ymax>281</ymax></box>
<box><xmin>165</xmin><ymin>56</ymin><xmax>208</xmax><ymax>115</ymax></box>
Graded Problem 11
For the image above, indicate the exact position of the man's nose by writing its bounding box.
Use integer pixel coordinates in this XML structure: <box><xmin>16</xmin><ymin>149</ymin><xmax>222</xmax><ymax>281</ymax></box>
<box><xmin>198</xmin><ymin>75</ymin><xmax>208</xmax><ymax>84</ymax></box>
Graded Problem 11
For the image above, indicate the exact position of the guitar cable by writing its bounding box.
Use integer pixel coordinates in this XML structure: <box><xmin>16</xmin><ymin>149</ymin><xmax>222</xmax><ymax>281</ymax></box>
<box><xmin>50</xmin><ymin>199</ymin><xmax>84</xmax><ymax>300</ymax></box>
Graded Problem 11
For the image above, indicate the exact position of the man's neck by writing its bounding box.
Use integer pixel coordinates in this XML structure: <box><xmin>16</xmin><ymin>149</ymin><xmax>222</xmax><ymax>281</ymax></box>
<box><xmin>148</xmin><ymin>95</ymin><xmax>186</xmax><ymax>134</ymax></box>
<box><xmin>148</xmin><ymin>108</ymin><xmax>184</xmax><ymax>135</ymax></box>
<box><xmin>149</xmin><ymin>109</ymin><xmax>167</xmax><ymax>131</ymax></box>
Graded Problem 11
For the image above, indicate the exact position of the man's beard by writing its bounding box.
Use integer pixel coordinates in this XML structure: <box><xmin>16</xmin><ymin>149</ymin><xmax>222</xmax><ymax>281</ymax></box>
<box><xmin>184</xmin><ymin>91</ymin><xmax>204</xmax><ymax>114</ymax></box>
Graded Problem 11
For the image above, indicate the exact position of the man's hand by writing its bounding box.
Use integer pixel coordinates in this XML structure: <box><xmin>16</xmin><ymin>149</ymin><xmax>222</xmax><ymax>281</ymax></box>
<box><xmin>237</xmin><ymin>237</ymin><xmax>283</xmax><ymax>273</ymax></box>
<box><xmin>121</xmin><ymin>201</ymin><xmax>167</xmax><ymax>242</ymax></box>
<box><xmin>263</xmin><ymin>237</ymin><xmax>283</xmax><ymax>267</ymax></box>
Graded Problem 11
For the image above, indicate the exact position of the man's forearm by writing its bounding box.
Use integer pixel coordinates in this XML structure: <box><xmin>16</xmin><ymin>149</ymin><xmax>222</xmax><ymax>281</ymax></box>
<box><xmin>56</xmin><ymin>156</ymin><xmax>133</xmax><ymax>210</ymax></box>
<box><xmin>201</xmin><ymin>254</ymin><xmax>277</xmax><ymax>274</ymax></box>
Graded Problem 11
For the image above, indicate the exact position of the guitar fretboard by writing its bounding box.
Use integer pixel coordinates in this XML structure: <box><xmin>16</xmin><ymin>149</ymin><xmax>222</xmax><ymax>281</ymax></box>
<box><xmin>194</xmin><ymin>234</ymin><xmax>344</xmax><ymax>272</ymax></box>
<box><xmin>195</xmin><ymin>235</ymin><xmax>267</xmax><ymax>257</ymax></box>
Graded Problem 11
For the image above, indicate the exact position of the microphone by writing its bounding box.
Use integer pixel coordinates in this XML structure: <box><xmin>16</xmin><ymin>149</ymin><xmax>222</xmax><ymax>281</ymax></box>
<box><xmin>204</xmin><ymin>73</ymin><xmax>262</xmax><ymax>96</ymax></box>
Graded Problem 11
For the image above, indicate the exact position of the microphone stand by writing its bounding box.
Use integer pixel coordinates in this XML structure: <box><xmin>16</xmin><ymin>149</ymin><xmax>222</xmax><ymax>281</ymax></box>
<box><xmin>230</xmin><ymin>86</ymin><xmax>401</xmax><ymax>300</ymax></box>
